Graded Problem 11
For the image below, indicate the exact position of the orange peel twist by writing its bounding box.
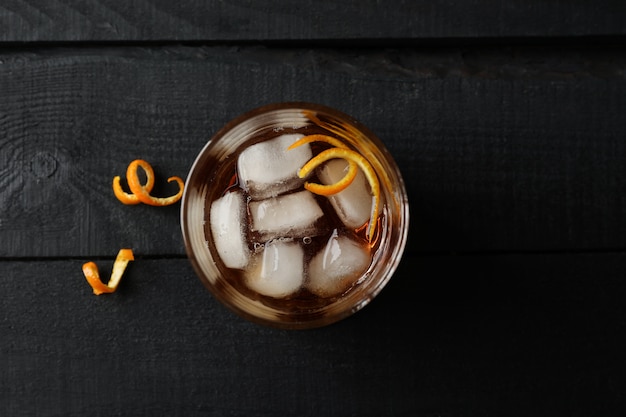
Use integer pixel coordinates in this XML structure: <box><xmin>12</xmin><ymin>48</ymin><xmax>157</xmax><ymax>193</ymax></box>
<box><xmin>289</xmin><ymin>135</ymin><xmax>380</xmax><ymax>242</ymax></box>
<box><xmin>113</xmin><ymin>159</ymin><xmax>184</xmax><ymax>206</ymax></box>
<box><xmin>303</xmin><ymin>109</ymin><xmax>397</xmax><ymax>212</ymax></box>
<box><xmin>82</xmin><ymin>249</ymin><xmax>135</xmax><ymax>295</ymax></box>
<box><xmin>287</xmin><ymin>134</ymin><xmax>358</xmax><ymax>195</ymax></box>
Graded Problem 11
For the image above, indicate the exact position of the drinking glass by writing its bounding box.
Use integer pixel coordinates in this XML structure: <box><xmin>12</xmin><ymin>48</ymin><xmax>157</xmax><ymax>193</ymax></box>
<box><xmin>181</xmin><ymin>102</ymin><xmax>409</xmax><ymax>329</ymax></box>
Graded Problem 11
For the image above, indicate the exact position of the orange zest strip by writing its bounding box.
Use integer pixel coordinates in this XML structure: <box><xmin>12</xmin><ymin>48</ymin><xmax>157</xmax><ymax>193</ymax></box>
<box><xmin>113</xmin><ymin>161</ymin><xmax>156</xmax><ymax>205</ymax></box>
<box><xmin>303</xmin><ymin>110</ymin><xmax>397</xmax><ymax>213</ymax></box>
<box><xmin>113</xmin><ymin>176</ymin><xmax>141</xmax><ymax>205</ymax></box>
<box><xmin>288</xmin><ymin>134</ymin><xmax>358</xmax><ymax>195</ymax></box>
<box><xmin>297</xmin><ymin>147</ymin><xmax>380</xmax><ymax>242</ymax></box>
<box><xmin>287</xmin><ymin>134</ymin><xmax>351</xmax><ymax>151</ymax></box>
<box><xmin>119</xmin><ymin>159</ymin><xmax>184</xmax><ymax>206</ymax></box>
<box><xmin>82</xmin><ymin>249</ymin><xmax>135</xmax><ymax>295</ymax></box>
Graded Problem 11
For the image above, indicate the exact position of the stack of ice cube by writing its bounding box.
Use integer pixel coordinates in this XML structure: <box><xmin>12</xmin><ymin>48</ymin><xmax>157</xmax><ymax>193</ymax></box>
<box><xmin>210</xmin><ymin>133</ymin><xmax>374</xmax><ymax>298</ymax></box>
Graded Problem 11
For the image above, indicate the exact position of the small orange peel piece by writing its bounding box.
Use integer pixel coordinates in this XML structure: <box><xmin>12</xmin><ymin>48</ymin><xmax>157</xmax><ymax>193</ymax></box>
<box><xmin>82</xmin><ymin>249</ymin><xmax>135</xmax><ymax>295</ymax></box>
<box><xmin>297</xmin><ymin>147</ymin><xmax>380</xmax><ymax>242</ymax></box>
<box><xmin>114</xmin><ymin>159</ymin><xmax>184</xmax><ymax>206</ymax></box>
<box><xmin>288</xmin><ymin>134</ymin><xmax>358</xmax><ymax>195</ymax></box>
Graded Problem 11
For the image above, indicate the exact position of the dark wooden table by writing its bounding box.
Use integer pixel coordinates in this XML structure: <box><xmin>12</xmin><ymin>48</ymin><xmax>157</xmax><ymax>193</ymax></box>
<box><xmin>2</xmin><ymin>2</ymin><xmax>626</xmax><ymax>416</ymax></box>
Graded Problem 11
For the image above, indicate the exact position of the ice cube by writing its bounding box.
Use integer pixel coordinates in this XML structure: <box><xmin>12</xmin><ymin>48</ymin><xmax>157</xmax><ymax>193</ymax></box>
<box><xmin>237</xmin><ymin>133</ymin><xmax>311</xmax><ymax>200</ymax></box>
<box><xmin>245</xmin><ymin>239</ymin><xmax>304</xmax><ymax>298</ymax></box>
<box><xmin>249</xmin><ymin>190</ymin><xmax>324</xmax><ymax>241</ymax></box>
<box><xmin>209</xmin><ymin>190</ymin><xmax>250</xmax><ymax>269</ymax></box>
<box><xmin>317</xmin><ymin>159</ymin><xmax>374</xmax><ymax>229</ymax></box>
<box><xmin>306</xmin><ymin>231</ymin><xmax>371</xmax><ymax>298</ymax></box>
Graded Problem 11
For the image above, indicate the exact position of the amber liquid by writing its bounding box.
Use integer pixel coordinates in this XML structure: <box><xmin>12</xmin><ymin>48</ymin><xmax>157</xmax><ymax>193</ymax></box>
<box><xmin>203</xmin><ymin>124</ymin><xmax>384</xmax><ymax>316</ymax></box>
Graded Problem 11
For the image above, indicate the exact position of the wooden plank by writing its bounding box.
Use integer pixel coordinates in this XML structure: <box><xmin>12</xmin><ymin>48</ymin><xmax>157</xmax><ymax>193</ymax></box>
<box><xmin>0</xmin><ymin>45</ymin><xmax>625</xmax><ymax>257</ymax></box>
<box><xmin>0</xmin><ymin>1</ymin><xmax>624</xmax><ymax>42</ymax></box>
<box><xmin>2</xmin><ymin>253</ymin><xmax>626</xmax><ymax>416</ymax></box>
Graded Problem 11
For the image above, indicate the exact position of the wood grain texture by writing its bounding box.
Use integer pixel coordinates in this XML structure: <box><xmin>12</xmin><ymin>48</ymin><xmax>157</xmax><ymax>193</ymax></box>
<box><xmin>1</xmin><ymin>2</ymin><xmax>624</xmax><ymax>416</ymax></box>
<box><xmin>0</xmin><ymin>0</ymin><xmax>624</xmax><ymax>42</ymax></box>
<box><xmin>1</xmin><ymin>254</ymin><xmax>625</xmax><ymax>416</ymax></box>
<box><xmin>0</xmin><ymin>45</ymin><xmax>625</xmax><ymax>257</ymax></box>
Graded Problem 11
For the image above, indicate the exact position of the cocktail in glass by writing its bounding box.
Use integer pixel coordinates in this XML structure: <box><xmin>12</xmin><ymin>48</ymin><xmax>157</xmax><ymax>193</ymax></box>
<box><xmin>181</xmin><ymin>102</ymin><xmax>409</xmax><ymax>329</ymax></box>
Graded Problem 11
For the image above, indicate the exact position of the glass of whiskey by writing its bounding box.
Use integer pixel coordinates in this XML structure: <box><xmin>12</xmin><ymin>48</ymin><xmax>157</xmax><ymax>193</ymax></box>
<box><xmin>181</xmin><ymin>102</ymin><xmax>409</xmax><ymax>329</ymax></box>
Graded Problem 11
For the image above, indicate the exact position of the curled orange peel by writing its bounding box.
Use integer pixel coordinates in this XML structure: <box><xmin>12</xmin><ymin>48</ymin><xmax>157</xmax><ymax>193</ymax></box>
<box><xmin>113</xmin><ymin>159</ymin><xmax>184</xmax><ymax>206</ymax></box>
<box><xmin>296</xmin><ymin>146</ymin><xmax>380</xmax><ymax>242</ymax></box>
<box><xmin>288</xmin><ymin>134</ymin><xmax>358</xmax><ymax>195</ymax></box>
<box><xmin>82</xmin><ymin>249</ymin><xmax>134</xmax><ymax>295</ymax></box>
<box><xmin>112</xmin><ymin>174</ymin><xmax>153</xmax><ymax>205</ymax></box>
<box><xmin>288</xmin><ymin>134</ymin><xmax>351</xmax><ymax>150</ymax></box>
<box><xmin>303</xmin><ymin>110</ymin><xmax>397</xmax><ymax>211</ymax></box>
